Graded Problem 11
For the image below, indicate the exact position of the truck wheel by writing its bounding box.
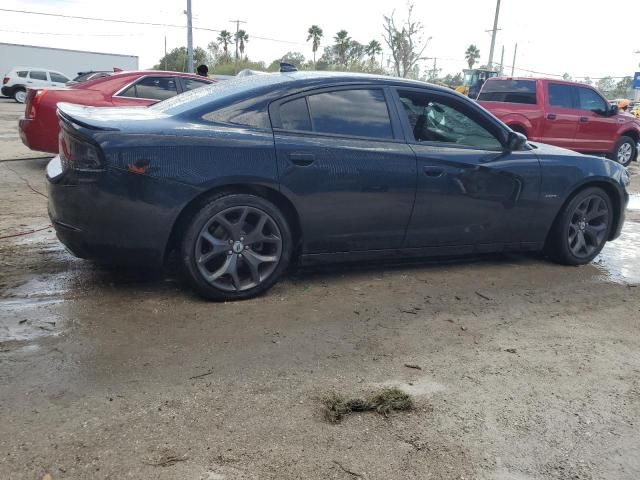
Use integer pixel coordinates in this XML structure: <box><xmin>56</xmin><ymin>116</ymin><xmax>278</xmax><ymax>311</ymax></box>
<box><xmin>546</xmin><ymin>187</ymin><xmax>612</xmax><ymax>266</ymax></box>
<box><xmin>607</xmin><ymin>136</ymin><xmax>636</xmax><ymax>167</ymax></box>
<box><xmin>13</xmin><ymin>88</ymin><xmax>26</xmax><ymax>103</ymax></box>
<box><xmin>180</xmin><ymin>193</ymin><xmax>293</xmax><ymax>301</ymax></box>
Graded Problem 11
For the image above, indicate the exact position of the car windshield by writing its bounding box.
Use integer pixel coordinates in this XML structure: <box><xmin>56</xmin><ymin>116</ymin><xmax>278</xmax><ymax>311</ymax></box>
<box><xmin>150</xmin><ymin>73</ymin><xmax>290</xmax><ymax>115</ymax></box>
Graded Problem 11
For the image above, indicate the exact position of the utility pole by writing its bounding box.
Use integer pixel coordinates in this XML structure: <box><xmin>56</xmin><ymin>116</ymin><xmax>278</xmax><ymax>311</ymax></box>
<box><xmin>431</xmin><ymin>57</ymin><xmax>438</xmax><ymax>80</ymax></box>
<box><xmin>487</xmin><ymin>0</ymin><xmax>501</xmax><ymax>69</ymax></box>
<box><xmin>511</xmin><ymin>43</ymin><xmax>518</xmax><ymax>76</ymax></box>
<box><xmin>164</xmin><ymin>36</ymin><xmax>167</xmax><ymax>70</ymax></box>
<box><xmin>230</xmin><ymin>19</ymin><xmax>247</xmax><ymax>74</ymax></box>
<box><xmin>186</xmin><ymin>0</ymin><xmax>193</xmax><ymax>73</ymax></box>
<box><xmin>499</xmin><ymin>45</ymin><xmax>504</xmax><ymax>75</ymax></box>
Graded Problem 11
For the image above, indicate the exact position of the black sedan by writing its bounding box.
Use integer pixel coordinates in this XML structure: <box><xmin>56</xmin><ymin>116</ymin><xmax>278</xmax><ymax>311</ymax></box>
<box><xmin>46</xmin><ymin>69</ymin><xmax>630</xmax><ymax>300</ymax></box>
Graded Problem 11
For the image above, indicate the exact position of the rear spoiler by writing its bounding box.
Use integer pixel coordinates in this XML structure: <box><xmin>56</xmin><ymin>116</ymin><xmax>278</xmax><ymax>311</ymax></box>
<box><xmin>57</xmin><ymin>103</ymin><xmax>120</xmax><ymax>131</ymax></box>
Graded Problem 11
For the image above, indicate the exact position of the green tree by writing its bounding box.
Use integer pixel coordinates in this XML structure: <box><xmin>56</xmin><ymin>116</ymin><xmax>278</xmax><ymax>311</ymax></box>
<box><xmin>611</xmin><ymin>76</ymin><xmax>632</xmax><ymax>99</ymax></box>
<box><xmin>334</xmin><ymin>30</ymin><xmax>352</xmax><ymax>66</ymax></box>
<box><xmin>365</xmin><ymin>40</ymin><xmax>382</xmax><ymax>62</ymax></box>
<box><xmin>307</xmin><ymin>25</ymin><xmax>323</xmax><ymax>67</ymax></box>
<box><xmin>562</xmin><ymin>73</ymin><xmax>572</xmax><ymax>81</ymax></box>
<box><xmin>464</xmin><ymin>45</ymin><xmax>480</xmax><ymax>69</ymax></box>
<box><xmin>596</xmin><ymin>77</ymin><xmax>616</xmax><ymax>96</ymax></box>
<box><xmin>268</xmin><ymin>51</ymin><xmax>306</xmax><ymax>71</ymax></box>
<box><xmin>217</xmin><ymin>30</ymin><xmax>234</xmax><ymax>59</ymax></box>
<box><xmin>154</xmin><ymin>46</ymin><xmax>209</xmax><ymax>72</ymax></box>
<box><xmin>235</xmin><ymin>30</ymin><xmax>249</xmax><ymax>59</ymax></box>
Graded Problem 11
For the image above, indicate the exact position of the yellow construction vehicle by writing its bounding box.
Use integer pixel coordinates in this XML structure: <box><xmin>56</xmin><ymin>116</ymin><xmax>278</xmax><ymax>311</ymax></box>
<box><xmin>455</xmin><ymin>68</ymin><xmax>499</xmax><ymax>98</ymax></box>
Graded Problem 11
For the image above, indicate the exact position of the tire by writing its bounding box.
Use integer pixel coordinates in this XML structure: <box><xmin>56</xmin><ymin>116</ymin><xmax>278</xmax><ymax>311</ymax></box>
<box><xmin>546</xmin><ymin>187</ymin><xmax>613</xmax><ymax>266</ymax></box>
<box><xmin>13</xmin><ymin>88</ymin><xmax>26</xmax><ymax>104</ymax></box>
<box><xmin>180</xmin><ymin>193</ymin><xmax>293</xmax><ymax>301</ymax></box>
<box><xmin>607</xmin><ymin>136</ymin><xmax>636</xmax><ymax>167</ymax></box>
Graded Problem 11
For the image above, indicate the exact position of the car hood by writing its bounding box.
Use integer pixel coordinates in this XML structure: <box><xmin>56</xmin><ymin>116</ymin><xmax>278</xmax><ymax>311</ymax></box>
<box><xmin>527</xmin><ymin>141</ymin><xmax>585</xmax><ymax>157</ymax></box>
<box><xmin>57</xmin><ymin>102</ymin><xmax>169</xmax><ymax>130</ymax></box>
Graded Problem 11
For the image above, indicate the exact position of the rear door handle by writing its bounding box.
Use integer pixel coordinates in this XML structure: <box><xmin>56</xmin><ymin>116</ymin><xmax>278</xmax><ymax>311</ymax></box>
<box><xmin>580</xmin><ymin>116</ymin><xmax>589</xmax><ymax>123</ymax></box>
<box><xmin>547</xmin><ymin>113</ymin><xmax>557</xmax><ymax>120</ymax></box>
<box><xmin>288</xmin><ymin>152</ymin><xmax>315</xmax><ymax>166</ymax></box>
<box><xmin>423</xmin><ymin>166</ymin><xmax>444</xmax><ymax>178</ymax></box>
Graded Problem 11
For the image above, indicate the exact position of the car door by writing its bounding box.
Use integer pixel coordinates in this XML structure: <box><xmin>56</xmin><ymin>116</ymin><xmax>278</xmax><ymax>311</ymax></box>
<box><xmin>574</xmin><ymin>86</ymin><xmax>619</xmax><ymax>152</ymax></box>
<box><xmin>26</xmin><ymin>70</ymin><xmax>49</xmax><ymax>89</ymax></box>
<box><xmin>541</xmin><ymin>83</ymin><xmax>580</xmax><ymax>149</ymax></box>
<box><xmin>271</xmin><ymin>86</ymin><xmax>417</xmax><ymax>253</ymax></box>
<box><xmin>392</xmin><ymin>88</ymin><xmax>542</xmax><ymax>250</ymax></box>
<box><xmin>112</xmin><ymin>76</ymin><xmax>180</xmax><ymax>106</ymax></box>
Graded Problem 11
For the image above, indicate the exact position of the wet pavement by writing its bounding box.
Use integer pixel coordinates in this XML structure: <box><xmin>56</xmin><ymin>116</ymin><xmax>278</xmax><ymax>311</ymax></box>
<box><xmin>1</xmin><ymin>156</ymin><xmax>640</xmax><ymax>479</ymax></box>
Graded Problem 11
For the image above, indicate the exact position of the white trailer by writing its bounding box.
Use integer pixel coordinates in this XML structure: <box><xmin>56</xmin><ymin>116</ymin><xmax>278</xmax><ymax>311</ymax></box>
<box><xmin>0</xmin><ymin>42</ymin><xmax>138</xmax><ymax>80</ymax></box>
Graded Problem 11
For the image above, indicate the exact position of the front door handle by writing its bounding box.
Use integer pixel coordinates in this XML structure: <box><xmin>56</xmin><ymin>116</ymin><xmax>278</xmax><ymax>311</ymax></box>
<box><xmin>423</xmin><ymin>166</ymin><xmax>444</xmax><ymax>178</ymax></box>
<box><xmin>288</xmin><ymin>152</ymin><xmax>315</xmax><ymax>166</ymax></box>
<box><xmin>580</xmin><ymin>116</ymin><xmax>589</xmax><ymax>123</ymax></box>
<box><xmin>547</xmin><ymin>113</ymin><xmax>557</xmax><ymax>120</ymax></box>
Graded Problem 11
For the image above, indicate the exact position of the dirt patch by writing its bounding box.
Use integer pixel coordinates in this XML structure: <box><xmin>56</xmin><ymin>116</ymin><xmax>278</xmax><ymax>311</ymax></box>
<box><xmin>322</xmin><ymin>387</ymin><xmax>414</xmax><ymax>423</ymax></box>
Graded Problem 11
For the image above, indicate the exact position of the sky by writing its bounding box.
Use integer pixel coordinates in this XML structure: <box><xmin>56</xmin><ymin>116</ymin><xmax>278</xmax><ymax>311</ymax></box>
<box><xmin>1</xmin><ymin>0</ymin><xmax>639</xmax><ymax>80</ymax></box>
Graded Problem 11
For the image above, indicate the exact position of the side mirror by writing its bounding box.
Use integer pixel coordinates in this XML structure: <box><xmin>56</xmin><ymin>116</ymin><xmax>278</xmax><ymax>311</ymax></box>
<box><xmin>507</xmin><ymin>131</ymin><xmax>528</xmax><ymax>151</ymax></box>
<box><xmin>608</xmin><ymin>104</ymin><xmax>619</xmax><ymax>116</ymax></box>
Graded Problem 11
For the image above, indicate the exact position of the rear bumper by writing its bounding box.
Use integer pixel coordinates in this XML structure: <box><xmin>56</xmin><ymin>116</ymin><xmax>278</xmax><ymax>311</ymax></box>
<box><xmin>46</xmin><ymin>155</ymin><xmax>201</xmax><ymax>268</ymax></box>
<box><xmin>19</xmin><ymin>117</ymin><xmax>59</xmax><ymax>154</ymax></box>
<box><xmin>47</xmin><ymin>156</ymin><xmax>171</xmax><ymax>267</ymax></box>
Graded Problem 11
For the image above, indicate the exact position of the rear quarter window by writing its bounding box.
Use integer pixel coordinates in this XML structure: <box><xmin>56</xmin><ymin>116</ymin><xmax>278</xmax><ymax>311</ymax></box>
<box><xmin>478</xmin><ymin>80</ymin><xmax>537</xmax><ymax>104</ymax></box>
<box><xmin>17</xmin><ymin>71</ymin><xmax>28</xmax><ymax>78</ymax></box>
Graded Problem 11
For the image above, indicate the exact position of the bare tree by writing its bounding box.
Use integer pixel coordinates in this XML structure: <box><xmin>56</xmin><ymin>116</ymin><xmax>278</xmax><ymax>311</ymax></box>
<box><xmin>382</xmin><ymin>3</ymin><xmax>429</xmax><ymax>78</ymax></box>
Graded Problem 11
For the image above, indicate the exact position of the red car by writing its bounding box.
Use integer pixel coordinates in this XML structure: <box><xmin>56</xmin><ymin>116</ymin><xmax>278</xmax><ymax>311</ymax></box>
<box><xmin>19</xmin><ymin>71</ymin><xmax>214</xmax><ymax>154</ymax></box>
<box><xmin>478</xmin><ymin>77</ymin><xmax>640</xmax><ymax>166</ymax></box>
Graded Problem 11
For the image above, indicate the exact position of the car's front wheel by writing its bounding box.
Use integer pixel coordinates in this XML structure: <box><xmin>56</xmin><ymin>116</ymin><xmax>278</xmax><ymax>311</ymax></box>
<box><xmin>608</xmin><ymin>136</ymin><xmax>636</xmax><ymax>167</ymax></box>
<box><xmin>546</xmin><ymin>187</ymin><xmax>613</xmax><ymax>265</ymax></box>
<box><xmin>180</xmin><ymin>193</ymin><xmax>292</xmax><ymax>301</ymax></box>
<box><xmin>13</xmin><ymin>88</ymin><xmax>26</xmax><ymax>103</ymax></box>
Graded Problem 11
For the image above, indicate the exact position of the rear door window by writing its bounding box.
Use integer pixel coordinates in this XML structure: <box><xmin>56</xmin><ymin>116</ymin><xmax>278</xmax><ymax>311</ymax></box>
<box><xmin>29</xmin><ymin>71</ymin><xmax>47</xmax><ymax>81</ymax></box>
<box><xmin>278</xmin><ymin>97</ymin><xmax>312</xmax><ymax>131</ymax></box>
<box><xmin>306</xmin><ymin>89</ymin><xmax>393</xmax><ymax>139</ymax></box>
<box><xmin>547</xmin><ymin>84</ymin><xmax>575</xmax><ymax>108</ymax></box>
<box><xmin>119</xmin><ymin>76</ymin><xmax>178</xmax><ymax>101</ymax></box>
<box><xmin>477</xmin><ymin>80</ymin><xmax>537</xmax><ymax>104</ymax></box>
<box><xmin>576</xmin><ymin>87</ymin><xmax>607</xmax><ymax>112</ymax></box>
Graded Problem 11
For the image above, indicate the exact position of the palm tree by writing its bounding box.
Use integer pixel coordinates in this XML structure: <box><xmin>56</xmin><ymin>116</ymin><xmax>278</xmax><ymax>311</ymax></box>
<box><xmin>334</xmin><ymin>30</ymin><xmax>351</xmax><ymax>66</ymax></box>
<box><xmin>307</xmin><ymin>25</ymin><xmax>323</xmax><ymax>68</ymax></box>
<box><xmin>465</xmin><ymin>44</ymin><xmax>481</xmax><ymax>69</ymax></box>
<box><xmin>217</xmin><ymin>30</ymin><xmax>233</xmax><ymax>58</ymax></box>
<box><xmin>365</xmin><ymin>40</ymin><xmax>382</xmax><ymax>62</ymax></box>
<box><xmin>235</xmin><ymin>30</ymin><xmax>249</xmax><ymax>59</ymax></box>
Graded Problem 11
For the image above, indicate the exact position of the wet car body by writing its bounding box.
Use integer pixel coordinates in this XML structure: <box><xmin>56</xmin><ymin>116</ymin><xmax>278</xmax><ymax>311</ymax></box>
<box><xmin>46</xmin><ymin>72</ymin><xmax>629</xmax><ymax>296</ymax></box>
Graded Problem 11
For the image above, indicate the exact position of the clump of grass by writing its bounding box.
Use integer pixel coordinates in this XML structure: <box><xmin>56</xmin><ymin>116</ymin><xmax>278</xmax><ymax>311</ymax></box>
<box><xmin>322</xmin><ymin>387</ymin><xmax>414</xmax><ymax>423</ymax></box>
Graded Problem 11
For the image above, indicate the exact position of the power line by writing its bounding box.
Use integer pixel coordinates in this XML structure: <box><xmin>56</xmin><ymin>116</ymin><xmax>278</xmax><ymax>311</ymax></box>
<box><xmin>0</xmin><ymin>28</ymin><xmax>143</xmax><ymax>37</ymax></box>
<box><xmin>0</xmin><ymin>7</ymin><xmax>307</xmax><ymax>46</ymax></box>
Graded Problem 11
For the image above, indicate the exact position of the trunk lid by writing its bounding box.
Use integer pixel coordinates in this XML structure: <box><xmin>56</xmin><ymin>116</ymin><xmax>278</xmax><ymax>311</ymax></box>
<box><xmin>57</xmin><ymin>102</ymin><xmax>169</xmax><ymax>131</ymax></box>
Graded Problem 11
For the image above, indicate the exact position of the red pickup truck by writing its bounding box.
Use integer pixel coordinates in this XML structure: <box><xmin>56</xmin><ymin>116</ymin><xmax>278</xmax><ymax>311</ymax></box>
<box><xmin>478</xmin><ymin>77</ymin><xmax>640</xmax><ymax>166</ymax></box>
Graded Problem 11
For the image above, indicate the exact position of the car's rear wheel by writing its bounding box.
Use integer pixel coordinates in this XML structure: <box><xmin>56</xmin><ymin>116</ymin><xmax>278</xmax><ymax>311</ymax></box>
<box><xmin>13</xmin><ymin>88</ymin><xmax>26</xmax><ymax>103</ymax></box>
<box><xmin>180</xmin><ymin>193</ymin><xmax>292</xmax><ymax>301</ymax></box>
<box><xmin>608</xmin><ymin>136</ymin><xmax>636</xmax><ymax>167</ymax></box>
<box><xmin>546</xmin><ymin>187</ymin><xmax>613</xmax><ymax>265</ymax></box>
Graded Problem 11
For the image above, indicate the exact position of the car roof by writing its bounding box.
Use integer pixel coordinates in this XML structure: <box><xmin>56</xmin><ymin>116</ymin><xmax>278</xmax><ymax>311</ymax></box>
<box><xmin>10</xmin><ymin>66</ymin><xmax>67</xmax><ymax>75</ymax></box>
<box><xmin>151</xmin><ymin>70</ymin><xmax>464</xmax><ymax>116</ymax></box>
<box><xmin>488</xmin><ymin>76</ymin><xmax>599</xmax><ymax>88</ymax></box>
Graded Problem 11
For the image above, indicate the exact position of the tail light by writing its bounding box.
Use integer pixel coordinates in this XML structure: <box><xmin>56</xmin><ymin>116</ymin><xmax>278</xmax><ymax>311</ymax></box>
<box><xmin>59</xmin><ymin>128</ymin><xmax>104</xmax><ymax>172</ymax></box>
<box><xmin>2</xmin><ymin>77</ymin><xmax>9</xmax><ymax>85</ymax></box>
<box><xmin>24</xmin><ymin>89</ymin><xmax>46</xmax><ymax>119</ymax></box>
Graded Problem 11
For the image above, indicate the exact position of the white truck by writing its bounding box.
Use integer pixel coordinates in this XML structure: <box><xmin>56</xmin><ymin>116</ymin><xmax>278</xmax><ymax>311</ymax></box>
<box><xmin>0</xmin><ymin>42</ymin><xmax>138</xmax><ymax>94</ymax></box>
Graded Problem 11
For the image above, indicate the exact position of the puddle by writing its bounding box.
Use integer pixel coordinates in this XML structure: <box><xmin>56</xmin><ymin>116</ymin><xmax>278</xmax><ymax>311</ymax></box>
<box><xmin>593</xmin><ymin>221</ymin><xmax>640</xmax><ymax>285</ymax></box>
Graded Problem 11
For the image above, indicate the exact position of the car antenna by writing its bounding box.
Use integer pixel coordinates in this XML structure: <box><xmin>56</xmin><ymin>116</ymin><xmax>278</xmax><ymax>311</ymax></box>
<box><xmin>280</xmin><ymin>62</ymin><xmax>298</xmax><ymax>73</ymax></box>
